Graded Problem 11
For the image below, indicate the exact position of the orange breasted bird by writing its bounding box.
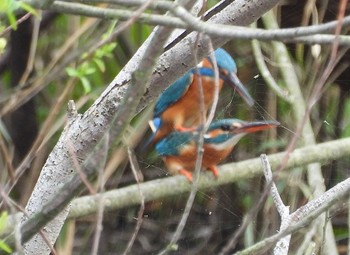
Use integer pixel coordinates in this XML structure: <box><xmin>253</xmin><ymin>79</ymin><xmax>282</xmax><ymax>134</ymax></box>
<box><xmin>148</xmin><ymin>48</ymin><xmax>255</xmax><ymax>145</ymax></box>
<box><xmin>155</xmin><ymin>118</ymin><xmax>279</xmax><ymax>181</ymax></box>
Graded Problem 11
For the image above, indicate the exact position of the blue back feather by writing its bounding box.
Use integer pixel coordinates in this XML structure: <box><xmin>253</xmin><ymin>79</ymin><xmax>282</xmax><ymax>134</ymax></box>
<box><xmin>154</xmin><ymin>71</ymin><xmax>193</xmax><ymax>117</ymax></box>
<box><xmin>156</xmin><ymin>131</ymin><xmax>194</xmax><ymax>156</ymax></box>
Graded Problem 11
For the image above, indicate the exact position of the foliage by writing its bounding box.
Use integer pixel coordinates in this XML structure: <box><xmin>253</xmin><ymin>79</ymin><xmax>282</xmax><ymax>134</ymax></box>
<box><xmin>0</xmin><ymin>212</ymin><xmax>12</xmax><ymax>254</ymax></box>
<box><xmin>0</xmin><ymin>0</ymin><xmax>37</xmax><ymax>30</ymax></box>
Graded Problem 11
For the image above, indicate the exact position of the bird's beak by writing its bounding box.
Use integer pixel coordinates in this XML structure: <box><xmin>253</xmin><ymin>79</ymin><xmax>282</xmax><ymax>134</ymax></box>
<box><xmin>233</xmin><ymin>120</ymin><xmax>280</xmax><ymax>134</ymax></box>
<box><xmin>221</xmin><ymin>72</ymin><xmax>255</xmax><ymax>107</ymax></box>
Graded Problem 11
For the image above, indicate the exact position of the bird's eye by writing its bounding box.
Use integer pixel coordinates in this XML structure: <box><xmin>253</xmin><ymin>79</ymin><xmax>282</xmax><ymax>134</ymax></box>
<box><xmin>221</xmin><ymin>125</ymin><xmax>231</xmax><ymax>131</ymax></box>
<box><xmin>219</xmin><ymin>69</ymin><xmax>228</xmax><ymax>76</ymax></box>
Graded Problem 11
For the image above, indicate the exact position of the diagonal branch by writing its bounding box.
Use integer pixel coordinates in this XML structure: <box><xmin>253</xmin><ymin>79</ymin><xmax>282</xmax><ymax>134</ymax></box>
<box><xmin>234</xmin><ymin>177</ymin><xmax>350</xmax><ymax>255</ymax></box>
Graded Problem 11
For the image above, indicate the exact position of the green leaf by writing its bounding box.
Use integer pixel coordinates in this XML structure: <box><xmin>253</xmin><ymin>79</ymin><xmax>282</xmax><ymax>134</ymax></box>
<box><xmin>102</xmin><ymin>20</ymin><xmax>117</xmax><ymax>39</ymax></box>
<box><xmin>83</xmin><ymin>66</ymin><xmax>96</xmax><ymax>76</ymax></box>
<box><xmin>19</xmin><ymin>2</ymin><xmax>39</xmax><ymax>16</ymax></box>
<box><xmin>6</xmin><ymin>11</ymin><xmax>17</xmax><ymax>30</ymax></box>
<box><xmin>0</xmin><ymin>212</ymin><xmax>8</xmax><ymax>233</ymax></box>
<box><xmin>0</xmin><ymin>38</ymin><xmax>7</xmax><ymax>54</ymax></box>
<box><xmin>65</xmin><ymin>67</ymin><xmax>79</xmax><ymax>78</ymax></box>
<box><xmin>80</xmin><ymin>77</ymin><xmax>91</xmax><ymax>93</ymax></box>
<box><xmin>93</xmin><ymin>58</ymin><xmax>105</xmax><ymax>72</ymax></box>
<box><xmin>0</xmin><ymin>240</ymin><xmax>12</xmax><ymax>253</ymax></box>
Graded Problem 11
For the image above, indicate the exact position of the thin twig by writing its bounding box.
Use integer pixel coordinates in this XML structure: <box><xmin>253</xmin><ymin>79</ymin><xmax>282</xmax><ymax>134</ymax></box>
<box><xmin>123</xmin><ymin>148</ymin><xmax>145</xmax><ymax>255</ymax></box>
<box><xmin>295</xmin><ymin>224</ymin><xmax>318</xmax><ymax>255</ymax></box>
<box><xmin>234</xmin><ymin>177</ymin><xmax>350</xmax><ymax>255</ymax></box>
<box><xmin>157</xmin><ymin>30</ymin><xmax>208</xmax><ymax>255</ymax></box>
<box><xmin>67</xmin><ymin>141</ymin><xmax>96</xmax><ymax>194</ymax></box>
<box><xmin>0</xmin><ymin>13</ymin><xmax>32</xmax><ymax>36</ymax></box>
<box><xmin>0</xmin><ymin>132</ymin><xmax>15</xmax><ymax>182</ymax></box>
<box><xmin>91</xmin><ymin>133</ymin><xmax>109</xmax><ymax>255</ymax></box>
<box><xmin>348</xmin><ymin>198</ymin><xmax>350</xmax><ymax>255</ymax></box>
<box><xmin>85</xmin><ymin>0</ymin><xmax>157</xmax><ymax>58</ymax></box>
<box><xmin>250</xmin><ymin>23</ymin><xmax>292</xmax><ymax>102</ymax></box>
<box><xmin>5</xmin><ymin>78</ymin><xmax>77</xmax><ymax>195</ymax></box>
<box><xmin>218</xmin><ymin>179</ymin><xmax>271</xmax><ymax>254</ymax></box>
<box><xmin>0</xmin><ymin>191</ymin><xmax>57</xmax><ymax>255</ymax></box>
<box><xmin>18</xmin><ymin>11</ymin><xmax>41</xmax><ymax>87</ymax></box>
<box><xmin>205</xmin><ymin>40</ymin><xmax>220</xmax><ymax>129</ymax></box>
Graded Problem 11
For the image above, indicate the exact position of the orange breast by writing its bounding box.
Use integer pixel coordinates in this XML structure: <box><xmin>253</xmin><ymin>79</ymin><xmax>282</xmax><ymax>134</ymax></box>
<box><xmin>162</xmin><ymin>143</ymin><xmax>233</xmax><ymax>174</ymax></box>
<box><xmin>161</xmin><ymin>75</ymin><xmax>224</xmax><ymax>128</ymax></box>
<box><xmin>202</xmin><ymin>145</ymin><xmax>234</xmax><ymax>169</ymax></box>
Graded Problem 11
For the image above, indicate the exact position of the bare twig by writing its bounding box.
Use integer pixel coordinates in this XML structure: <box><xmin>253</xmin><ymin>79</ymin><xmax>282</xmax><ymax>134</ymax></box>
<box><xmin>261</xmin><ymin>154</ymin><xmax>290</xmax><ymax>255</ymax></box>
<box><xmin>0</xmin><ymin>13</ymin><xmax>32</xmax><ymax>36</ymax></box>
<box><xmin>91</xmin><ymin>132</ymin><xmax>109</xmax><ymax>255</ymax></box>
<box><xmin>250</xmin><ymin>23</ymin><xmax>292</xmax><ymax>102</ymax></box>
<box><xmin>157</xmin><ymin>27</ymin><xmax>207</xmax><ymax>255</ymax></box>
<box><xmin>122</xmin><ymin>148</ymin><xmax>145</xmax><ymax>255</ymax></box>
<box><xmin>18</xmin><ymin>11</ymin><xmax>41</xmax><ymax>87</ymax></box>
<box><xmin>85</xmin><ymin>0</ymin><xmax>157</xmax><ymax>58</ymax></box>
<box><xmin>234</xmin><ymin>177</ymin><xmax>350</xmax><ymax>255</ymax></box>
<box><xmin>67</xmin><ymin>141</ymin><xmax>96</xmax><ymax>194</ymax></box>
<box><xmin>348</xmin><ymin>198</ymin><xmax>350</xmax><ymax>255</ymax></box>
<box><xmin>0</xmin><ymin>191</ymin><xmax>57</xmax><ymax>255</ymax></box>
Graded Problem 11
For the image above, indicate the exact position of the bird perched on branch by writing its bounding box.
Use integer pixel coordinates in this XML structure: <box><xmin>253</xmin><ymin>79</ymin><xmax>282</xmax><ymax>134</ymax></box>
<box><xmin>147</xmin><ymin>48</ymin><xmax>255</xmax><ymax>146</ymax></box>
<box><xmin>155</xmin><ymin>119</ymin><xmax>279</xmax><ymax>181</ymax></box>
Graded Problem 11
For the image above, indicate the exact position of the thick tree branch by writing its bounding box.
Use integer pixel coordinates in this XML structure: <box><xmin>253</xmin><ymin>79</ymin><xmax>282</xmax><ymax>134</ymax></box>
<box><xmin>2</xmin><ymin>138</ymin><xmax>350</xmax><ymax>250</ymax></box>
<box><xmin>67</xmin><ymin>137</ymin><xmax>350</xmax><ymax>219</ymax></box>
<box><xmin>17</xmin><ymin>0</ymin><xmax>350</xmax><ymax>45</ymax></box>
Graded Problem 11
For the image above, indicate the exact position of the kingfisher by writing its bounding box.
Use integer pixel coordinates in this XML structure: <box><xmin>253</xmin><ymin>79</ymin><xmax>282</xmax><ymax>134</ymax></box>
<box><xmin>148</xmin><ymin>48</ymin><xmax>255</xmax><ymax>145</ymax></box>
<box><xmin>155</xmin><ymin>118</ymin><xmax>279</xmax><ymax>181</ymax></box>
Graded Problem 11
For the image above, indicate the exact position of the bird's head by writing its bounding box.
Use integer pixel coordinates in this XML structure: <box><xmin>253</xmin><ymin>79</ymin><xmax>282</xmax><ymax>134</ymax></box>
<box><xmin>204</xmin><ymin>118</ymin><xmax>280</xmax><ymax>146</ymax></box>
<box><xmin>196</xmin><ymin>48</ymin><xmax>255</xmax><ymax>107</ymax></box>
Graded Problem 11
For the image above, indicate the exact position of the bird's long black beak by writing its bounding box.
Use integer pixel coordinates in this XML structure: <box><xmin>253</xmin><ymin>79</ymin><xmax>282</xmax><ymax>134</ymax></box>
<box><xmin>233</xmin><ymin>120</ymin><xmax>280</xmax><ymax>134</ymax></box>
<box><xmin>221</xmin><ymin>72</ymin><xmax>255</xmax><ymax>107</ymax></box>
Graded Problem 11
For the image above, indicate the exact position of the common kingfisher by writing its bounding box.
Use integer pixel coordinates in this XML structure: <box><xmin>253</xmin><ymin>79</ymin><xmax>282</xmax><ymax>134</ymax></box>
<box><xmin>155</xmin><ymin>119</ymin><xmax>279</xmax><ymax>181</ymax></box>
<box><xmin>149</xmin><ymin>48</ymin><xmax>255</xmax><ymax>145</ymax></box>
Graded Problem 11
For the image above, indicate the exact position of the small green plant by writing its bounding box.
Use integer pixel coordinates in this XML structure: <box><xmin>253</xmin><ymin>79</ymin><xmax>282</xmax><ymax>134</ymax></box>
<box><xmin>65</xmin><ymin>21</ymin><xmax>118</xmax><ymax>93</ymax></box>
<box><xmin>0</xmin><ymin>212</ymin><xmax>12</xmax><ymax>253</ymax></box>
<box><xmin>0</xmin><ymin>0</ymin><xmax>38</xmax><ymax>30</ymax></box>
<box><xmin>66</xmin><ymin>42</ymin><xmax>117</xmax><ymax>94</ymax></box>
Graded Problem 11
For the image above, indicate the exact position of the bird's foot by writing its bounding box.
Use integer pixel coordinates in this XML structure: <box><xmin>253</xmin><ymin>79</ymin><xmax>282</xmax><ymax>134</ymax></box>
<box><xmin>208</xmin><ymin>165</ymin><xmax>219</xmax><ymax>178</ymax></box>
<box><xmin>176</xmin><ymin>125</ymin><xmax>197</xmax><ymax>132</ymax></box>
<box><xmin>178</xmin><ymin>169</ymin><xmax>193</xmax><ymax>182</ymax></box>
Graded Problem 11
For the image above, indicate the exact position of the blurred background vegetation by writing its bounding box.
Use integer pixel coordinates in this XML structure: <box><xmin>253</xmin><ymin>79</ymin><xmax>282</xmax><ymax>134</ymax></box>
<box><xmin>1</xmin><ymin>0</ymin><xmax>350</xmax><ymax>254</ymax></box>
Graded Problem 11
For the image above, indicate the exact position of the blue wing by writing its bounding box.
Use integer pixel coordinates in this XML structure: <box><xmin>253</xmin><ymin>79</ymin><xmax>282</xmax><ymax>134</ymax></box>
<box><xmin>142</xmin><ymin>118</ymin><xmax>162</xmax><ymax>149</ymax></box>
<box><xmin>154</xmin><ymin>70</ymin><xmax>193</xmax><ymax>117</ymax></box>
<box><xmin>155</xmin><ymin>132</ymin><xmax>194</xmax><ymax>156</ymax></box>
